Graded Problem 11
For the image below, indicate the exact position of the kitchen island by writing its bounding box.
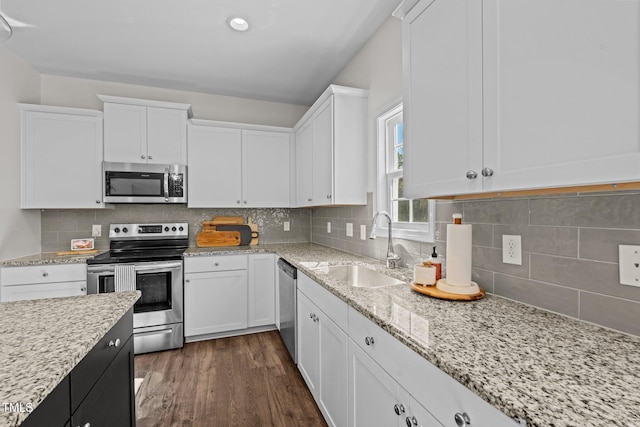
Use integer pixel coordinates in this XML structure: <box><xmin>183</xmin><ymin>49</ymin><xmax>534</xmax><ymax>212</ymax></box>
<box><xmin>0</xmin><ymin>291</ymin><xmax>140</xmax><ymax>426</ymax></box>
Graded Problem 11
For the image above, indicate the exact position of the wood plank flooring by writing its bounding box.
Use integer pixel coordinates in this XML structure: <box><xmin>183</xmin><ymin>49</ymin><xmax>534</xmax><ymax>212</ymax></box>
<box><xmin>134</xmin><ymin>331</ymin><xmax>328</xmax><ymax>427</ymax></box>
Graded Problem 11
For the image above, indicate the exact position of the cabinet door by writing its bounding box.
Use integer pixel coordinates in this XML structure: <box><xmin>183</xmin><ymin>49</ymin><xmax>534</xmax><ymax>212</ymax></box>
<box><xmin>103</xmin><ymin>103</ymin><xmax>147</xmax><ymax>163</ymax></box>
<box><xmin>242</xmin><ymin>130</ymin><xmax>291</xmax><ymax>207</ymax></box>
<box><xmin>0</xmin><ymin>281</ymin><xmax>86</xmax><ymax>302</ymax></box>
<box><xmin>184</xmin><ymin>270</ymin><xmax>248</xmax><ymax>337</ymax></box>
<box><xmin>312</xmin><ymin>96</ymin><xmax>334</xmax><ymax>204</ymax></box>
<box><xmin>482</xmin><ymin>0</ymin><xmax>640</xmax><ymax>192</ymax></box>
<box><xmin>297</xmin><ymin>290</ymin><xmax>320</xmax><ymax>398</ymax></box>
<box><xmin>147</xmin><ymin>107</ymin><xmax>187</xmax><ymax>164</ymax></box>
<box><xmin>21</xmin><ymin>110</ymin><xmax>104</xmax><ymax>208</ymax></box>
<box><xmin>318</xmin><ymin>311</ymin><xmax>349</xmax><ymax>427</ymax></box>
<box><xmin>295</xmin><ymin>119</ymin><xmax>314</xmax><ymax>207</ymax></box>
<box><xmin>71</xmin><ymin>337</ymin><xmax>135</xmax><ymax>427</ymax></box>
<box><xmin>248</xmin><ymin>254</ymin><xmax>275</xmax><ymax>327</ymax></box>
<box><xmin>187</xmin><ymin>125</ymin><xmax>242</xmax><ymax>208</ymax></box>
<box><xmin>348</xmin><ymin>339</ymin><xmax>402</xmax><ymax>427</ymax></box>
<box><xmin>403</xmin><ymin>0</ymin><xmax>483</xmax><ymax>198</ymax></box>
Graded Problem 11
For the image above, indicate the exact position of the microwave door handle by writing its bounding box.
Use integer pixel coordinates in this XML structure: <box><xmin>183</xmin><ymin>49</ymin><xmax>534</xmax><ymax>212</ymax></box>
<box><xmin>163</xmin><ymin>168</ymin><xmax>169</xmax><ymax>201</ymax></box>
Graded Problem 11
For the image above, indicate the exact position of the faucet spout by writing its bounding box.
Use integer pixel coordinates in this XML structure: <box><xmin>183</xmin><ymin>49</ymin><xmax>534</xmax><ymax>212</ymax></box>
<box><xmin>369</xmin><ymin>211</ymin><xmax>401</xmax><ymax>268</ymax></box>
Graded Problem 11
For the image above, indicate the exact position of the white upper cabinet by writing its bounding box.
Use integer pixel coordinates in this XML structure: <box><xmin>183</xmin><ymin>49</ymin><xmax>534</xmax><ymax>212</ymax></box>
<box><xmin>20</xmin><ymin>104</ymin><xmax>106</xmax><ymax>209</ymax></box>
<box><xmin>187</xmin><ymin>120</ymin><xmax>292</xmax><ymax>208</ymax></box>
<box><xmin>99</xmin><ymin>95</ymin><xmax>191</xmax><ymax>165</ymax></box>
<box><xmin>293</xmin><ymin>85</ymin><xmax>368</xmax><ymax>207</ymax></box>
<box><xmin>403</xmin><ymin>0</ymin><xmax>640</xmax><ymax>198</ymax></box>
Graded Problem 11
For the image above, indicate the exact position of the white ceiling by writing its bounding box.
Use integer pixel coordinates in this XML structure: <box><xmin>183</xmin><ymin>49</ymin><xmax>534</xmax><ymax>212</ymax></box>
<box><xmin>0</xmin><ymin>0</ymin><xmax>402</xmax><ymax>105</ymax></box>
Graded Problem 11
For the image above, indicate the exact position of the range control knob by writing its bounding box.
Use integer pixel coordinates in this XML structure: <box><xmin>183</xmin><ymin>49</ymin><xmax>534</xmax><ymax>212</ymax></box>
<box><xmin>122</xmin><ymin>227</ymin><xmax>128</xmax><ymax>233</ymax></box>
<box><xmin>179</xmin><ymin>226</ymin><xmax>184</xmax><ymax>232</ymax></box>
<box><xmin>164</xmin><ymin>227</ymin><xmax>170</xmax><ymax>232</ymax></box>
<box><xmin>172</xmin><ymin>226</ymin><xmax>177</xmax><ymax>232</ymax></box>
<box><xmin>113</xmin><ymin>227</ymin><xmax>120</xmax><ymax>233</ymax></box>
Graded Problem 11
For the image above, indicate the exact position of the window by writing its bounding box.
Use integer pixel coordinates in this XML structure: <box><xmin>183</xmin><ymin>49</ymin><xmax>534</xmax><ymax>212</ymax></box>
<box><xmin>376</xmin><ymin>102</ymin><xmax>435</xmax><ymax>242</ymax></box>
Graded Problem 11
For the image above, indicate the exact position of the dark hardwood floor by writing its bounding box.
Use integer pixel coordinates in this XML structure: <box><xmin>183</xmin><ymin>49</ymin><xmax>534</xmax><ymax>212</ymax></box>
<box><xmin>134</xmin><ymin>331</ymin><xmax>327</xmax><ymax>427</ymax></box>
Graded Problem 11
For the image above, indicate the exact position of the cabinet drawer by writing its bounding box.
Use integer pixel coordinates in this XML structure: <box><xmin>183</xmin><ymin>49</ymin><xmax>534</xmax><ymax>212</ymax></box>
<box><xmin>184</xmin><ymin>255</ymin><xmax>248</xmax><ymax>273</ymax></box>
<box><xmin>349</xmin><ymin>307</ymin><xmax>514</xmax><ymax>426</ymax></box>
<box><xmin>1</xmin><ymin>263</ymin><xmax>86</xmax><ymax>286</ymax></box>
<box><xmin>298</xmin><ymin>272</ymin><xmax>348</xmax><ymax>332</ymax></box>
<box><xmin>70</xmin><ymin>309</ymin><xmax>133</xmax><ymax>412</ymax></box>
<box><xmin>0</xmin><ymin>281</ymin><xmax>87</xmax><ymax>302</ymax></box>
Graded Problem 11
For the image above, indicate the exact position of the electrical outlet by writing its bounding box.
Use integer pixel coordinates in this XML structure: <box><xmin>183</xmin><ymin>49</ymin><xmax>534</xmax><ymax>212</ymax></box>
<box><xmin>92</xmin><ymin>224</ymin><xmax>101</xmax><ymax>237</ymax></box>
<box><xmin>283</xmin><ymin>221</ymin><xmax>290</xmax><ymax>231</ymax></box>
<box><xmin>327</xmin><ymin>222</ymin><xmax>331</xmax><ymax>233</ymax></box>
<box><xmin>502</xmin><ymin>235</ymin><xmax>522</xmax><ymax>265</ymax></box>
<box><xmin>346</xmin><ymin>223</ymin><xmax>353</xmax><ymax>237</ymax></box>
<box><xmin>360</xmin><ymin>224</ymin><xmax>366</xmax><ymax>240</ymax></box>
<box><xmin>619</xmin><ymin>245</ymin><xmax>640</xmax><ymax>287</ymax></box>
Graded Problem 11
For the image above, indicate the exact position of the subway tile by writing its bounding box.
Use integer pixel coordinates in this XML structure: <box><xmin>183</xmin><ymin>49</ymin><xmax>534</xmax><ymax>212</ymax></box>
<box><xmin>434</xmin><ymin>200</ymin><xmax>463</xmax><ymax>223</ymax></box>
<box><xmin>470</xmin><ymin>223</ymin><xmax>493</xmax><ymax>248</ymax></box>
<box><xmin>494</xmin><ymin>225</ymin><xmax>578</xmax><ymax>257</ymax></box>
<box><xmin>472</xmin><ymin>268</ymin><xmax>494</xmax><ymax>293</ymax></box>
<box><xmin>494</xmin><ymin>273</ymin><xmax>579</xmax><ymax>318</ymax></box>
<box><xmin>530</xmin><ymin>254</ymin><xmax>640</xmax><ymax>302</ymax></box>
<box><xmin>530</xmin><ymin>194</ymin><xmax>640</xmax><ymax>228</ymax></box>
<box><xmin>463</xmin><ymin>199</ymin><xmax>530</xmax><ymax>225</ymax></box>
<box><xmin>579</xmin><ymin>292</ymin><xmax>640</xmax><ymax>336</ymax></box>
<box><xmin>579</xmin><ymin>228</ymin><xmax>640</xmax><ymax>263</ymax></box>
<box><xmin>472</xmin><ymin>246</ymin><xmax>529</xmax><ymax>279</ymax></box>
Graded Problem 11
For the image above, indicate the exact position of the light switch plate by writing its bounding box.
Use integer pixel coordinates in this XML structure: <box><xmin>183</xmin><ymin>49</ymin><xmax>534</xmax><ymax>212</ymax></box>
<box><xmin>360</xmin><ymin>225</ymin><xmax>366</xmax><ymax>240</ymax></box>
<box><xmin>92</xmin><ymin>225</ymin><xmax>101</xmax><ymax>237</ymax></box>
<box><xmin>502</xmin><ymin>235</ymin><xmax>522</xmax><ymax>265</ymax></box>
<box><xmin>619</xmin><ymin>245</ymin><xmax>640</xmax><ymax>287</ymax></box>
<box><xmin>346</xmin><ymin>223</ymin><xmax>353</xmax><ymax>237</ymax></box>
<box><xmin>327</xmin><ymin>222</ymin><xmax>331</xmax><ymax>234</ymax></box>
<box><xmin>283</xmin><ymin>221</ymin><xmax>290</xmax><ymax>232</ymax></box>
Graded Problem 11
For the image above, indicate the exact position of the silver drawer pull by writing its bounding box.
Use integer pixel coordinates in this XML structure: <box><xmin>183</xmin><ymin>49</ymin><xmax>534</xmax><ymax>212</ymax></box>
<box><xmin>394</xmin><ymin>403</ymin><xmax>405</xmax><ymax>415</ymax></box>
<box><xmin>455</xmin><ymin>412</ymin><xmax>471</xmax><ymax>427</ymax></box>
<box><xmin>364</xmin><ymin>336</ymin><xmax>375</xmax><ymax>346</ymax></box>
<box><xmin>42</xmin><ymin>272</ymin><xmax>49</xmax><ymax>277</ymax></box>
<box><xmin>108</xmin><ymin>338</ymin><xmax>121</xmax><ymax>348</ymax></box>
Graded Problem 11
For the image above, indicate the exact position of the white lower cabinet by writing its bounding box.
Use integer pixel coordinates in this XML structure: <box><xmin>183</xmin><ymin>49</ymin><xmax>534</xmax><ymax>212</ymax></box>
<box><xmin>184</xmin><ymin>254</ymin><xmax>276</xmax><ymax>340</ymax></box>
<box><xmin>348</xmin><ymin>339</ymin><xmax>441</xmax><ymax>427</ymax></box>
<box><xmin>0</xmin><ymin>264</ymin><xmax>87</xmax><ymax>302</ymax></box>
<box><xmin>297</xmin><ymin>272</ymin><xmax>349</xmax><ymax>427</ymax></box>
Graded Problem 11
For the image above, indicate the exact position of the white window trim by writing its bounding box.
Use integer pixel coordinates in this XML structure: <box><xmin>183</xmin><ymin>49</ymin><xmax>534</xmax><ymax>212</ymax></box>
<box><xmin>375</xmin><ymin>100</ymin><xmax>435</xmax><ymax>243</ymax></box>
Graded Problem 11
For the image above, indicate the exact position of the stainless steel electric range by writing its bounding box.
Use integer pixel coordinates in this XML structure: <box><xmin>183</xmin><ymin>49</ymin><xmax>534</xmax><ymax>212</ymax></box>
<box><xmin>86</xmin><ymin>222</ymin><xmax>188</xmax><ymax>354</ymax></box>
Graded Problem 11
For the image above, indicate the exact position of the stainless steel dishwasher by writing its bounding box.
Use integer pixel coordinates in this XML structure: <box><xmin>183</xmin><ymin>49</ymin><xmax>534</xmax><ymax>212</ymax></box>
<box><xmin>277</xmin><ymin>258</ymin><xmax>297</xmax><ymax>363</ymax></box>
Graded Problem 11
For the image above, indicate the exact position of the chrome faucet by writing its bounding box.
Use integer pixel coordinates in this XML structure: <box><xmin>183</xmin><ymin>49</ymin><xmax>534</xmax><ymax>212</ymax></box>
<box><xmin>369</xmin><ymin>211</ymin><xmax>401</xmax><ymax>269</ymax></box>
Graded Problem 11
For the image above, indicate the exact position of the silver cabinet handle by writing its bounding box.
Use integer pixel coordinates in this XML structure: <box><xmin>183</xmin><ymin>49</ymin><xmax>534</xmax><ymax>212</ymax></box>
<box><xmin>466</xmin><ymin>170</ymin><xmax>478</xmax><ymax>179</ymax></box>
<box><xmin>243</xmin><ymin>200</ymin><xmax>247</xmax><ymax>204</ymax></box>
<box><xmin>148</xmin><ymin>155</ymin><xmax>153</xmax><ymax>160</ymax></box>
<box><xmin>214</xmin><ymin>262</ymin><xmax>220</xmax><ymax>267</ymax></box>
<box><xmin>394</xmin><ymin>403</ymin><xmax>405</xmax><ymax>415</ymax></box>
<box><xmin>185</xmin><ymin>279</ymin><xmax>190</xmax><ymax>284</ymax></box>
<box><xmin>79</xmin><ymin>423</ymin><xmax>91</xmax><ymax>427</ymax></box>
<box><xmin>406</xmin><ymin>416</ymin><xmax>418</xmax><ymax>426</ymax></box>
<box><xmin>455</xmin><ymin>412</ymin><xmax>471</xmax><ymax>427</ymax></box>
<box><xmin>141</xmin><ymin>155</ymin><xmax>146</xmax><ymax>159</ymax></box>
<box><xmin>236</xmin><ymin>200</ymin><xmax>241</xmax><ymax>204</ymax></box>
<box><xmin>307</xmin><ymin>198</ymin><xmax>312</xmax><ymax>202</ymax></box>
<box><xmin>326</xmin><ymin>194</ymin><xmax>331</xmax><ymax>199</ymax></box>
<box><xmin>364</xmin><ymin>336</ymin><xmax>375</xmax><ymax>346</ymax></box>
<box><xmin>80</xmin><ymin>287</ymin><xmax>86</xmax><ymax>292</ymax></box>
<box><xmin>42</xmin><ymin>272</ymin><xmax>48</xmax><ymax>277</ymax></box>
<box><xmin>96</xmin><ymin>200</ymin><xmax>101</xmax><ymax>204</ymax></box>
<box><xmin>108</xmin><ymin>338</ymin><xmax>121</xmax><ymax>348</ymax></box>
<box><xmin>481</xmin><ymin>167</ymin><xmax>494</xmax><ymax>177</ymax></box>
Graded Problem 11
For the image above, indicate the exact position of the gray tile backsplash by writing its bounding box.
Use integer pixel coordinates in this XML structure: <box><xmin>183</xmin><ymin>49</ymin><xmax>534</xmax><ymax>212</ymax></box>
<box><xmin>310</xmin><ymin>192</ymin><xmax>640</xmax><ymax>337</ymax></box>
<box><xmin>41</xmin><ymin>205</ymin><xmax>311</xmax><ymax>252</ymax></box>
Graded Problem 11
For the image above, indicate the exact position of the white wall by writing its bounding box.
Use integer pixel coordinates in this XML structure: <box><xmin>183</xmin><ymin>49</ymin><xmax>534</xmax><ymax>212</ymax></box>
<box><xmin>0</xmin><ymin>44</ymin><xmax>42</xmax><ymax>260</ymax></box>
<box><xmin>332</xmin><ymin>16</ymin><xmax>403</xmax><ymax>192</ymax></box>
<box><xmin>41</xmin><ymin>75</ymin><xmax>309</xmax><ymax>127</ymax></box>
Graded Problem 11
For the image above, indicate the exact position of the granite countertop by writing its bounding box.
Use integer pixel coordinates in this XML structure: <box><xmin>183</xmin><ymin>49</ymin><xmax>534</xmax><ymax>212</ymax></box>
<box><xmin>0</xmin><ymin>252</ymin><xmax>104</xmax><ymax>267</ymax></box>
<box><xmin>0</xmin><ymin>291</ymin><xmax>140</xmax><ymax>427</ymax></box>
<box><xmin>3</xmin><ymin>243</ymin><xmax>640</xmax><ymax>426</ymax></box>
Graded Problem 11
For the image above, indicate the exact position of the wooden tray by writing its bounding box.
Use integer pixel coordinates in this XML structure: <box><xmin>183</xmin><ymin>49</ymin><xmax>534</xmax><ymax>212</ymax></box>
<box><xmin>411</xmin><ymin>282</ymin><xmax>485</xmax><ymax>301</ymax></box>
<box><xmin>196</xmin><ymin>231</ymin><xmax>241</xmax><ymax>247</ymax></box>
<box><xmin>56</xmin><ymin>249</ymin><xmax>99</xmax><ymax>256</ymax></box>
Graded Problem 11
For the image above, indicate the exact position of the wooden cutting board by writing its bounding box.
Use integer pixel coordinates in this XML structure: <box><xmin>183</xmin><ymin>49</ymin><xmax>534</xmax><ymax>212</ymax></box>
<box><xmin>202</xmin><ymin>216</ymin><xmax>245</xmax><ymax>231</ymax></box>
<box><xmin>411</xmin><ymin>283</ymin><xmax>485</xmax><ymax>301</ymax></box>
<box><xmin>56</xmin><ymin>249</ymin><xmax>99</xmax><ymax>256</ymax></box>
<box><xmin>196</xmin><ymin>231</ymin><xmax>241</xmax><ymax>247</ymax></box>
<box><xmin>247</xmin><ymin>217</ymin><xmax>259</xmax><ymax>245</ymax></box>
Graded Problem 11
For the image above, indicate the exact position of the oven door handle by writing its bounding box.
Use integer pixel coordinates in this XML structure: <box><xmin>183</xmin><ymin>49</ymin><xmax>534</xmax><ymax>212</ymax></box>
<box><xmin>135</xmin><ymin>262</ymin><xmax>182</xmax><ymax>272</ymax></box>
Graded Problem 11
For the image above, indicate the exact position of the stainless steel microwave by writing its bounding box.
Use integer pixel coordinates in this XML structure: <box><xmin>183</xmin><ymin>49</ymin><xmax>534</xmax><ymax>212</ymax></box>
<box><xmin>103</xmin><ymin>162</ymin><xmax>187</xmax><ymax>204</ymax></box>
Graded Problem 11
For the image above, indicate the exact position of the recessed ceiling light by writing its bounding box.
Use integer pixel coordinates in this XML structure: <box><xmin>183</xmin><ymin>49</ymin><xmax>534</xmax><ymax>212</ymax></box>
<box><xmin>227</xmin><ymin>17</ymin><xmax>249</xmax><ymax>32</ymax></box>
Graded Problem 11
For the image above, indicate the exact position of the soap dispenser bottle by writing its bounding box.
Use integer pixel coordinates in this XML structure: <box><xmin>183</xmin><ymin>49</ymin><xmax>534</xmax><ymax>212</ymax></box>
<box><xmin>428</xmin><ymin>246</ymin><xmax>443</xmax><ymax>280</ymax></box>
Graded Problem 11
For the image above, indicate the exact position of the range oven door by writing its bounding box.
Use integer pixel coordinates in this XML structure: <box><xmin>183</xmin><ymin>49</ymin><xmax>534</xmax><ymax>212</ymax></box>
<box><xmin>87</xmin><ymin>260</ymin><xmax>183</xmax><ymax>329</ymax></box>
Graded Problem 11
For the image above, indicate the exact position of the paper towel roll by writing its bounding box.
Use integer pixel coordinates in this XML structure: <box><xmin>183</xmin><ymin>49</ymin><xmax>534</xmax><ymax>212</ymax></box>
<box><xmin>445</xmin><ymin>224</ymin><xmax>472</xmax><ymax>287</ymax></box>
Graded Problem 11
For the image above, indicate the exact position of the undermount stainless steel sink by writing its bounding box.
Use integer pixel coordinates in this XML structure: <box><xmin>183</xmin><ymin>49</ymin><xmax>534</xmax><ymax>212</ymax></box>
<box><xmin>318</xmin><ymin>265</ymin><xmax>404</xmax><ymax>288</ymax></box>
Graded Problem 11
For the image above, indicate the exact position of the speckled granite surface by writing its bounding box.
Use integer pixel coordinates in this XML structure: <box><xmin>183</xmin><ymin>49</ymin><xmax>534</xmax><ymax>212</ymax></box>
<box><xmin>0</xmin><ymin>292</ymin><xmax>140</xmax><ymax>427</ymax></box>
<box><xmin>0</xmin><ymin>252</ymin><xmax>104</xmax><ymax>267</ymax></box>
<box><xmin>3</xmin><ymin>243</ymin><xmax>640</xmax><ymax>426</ymax></box>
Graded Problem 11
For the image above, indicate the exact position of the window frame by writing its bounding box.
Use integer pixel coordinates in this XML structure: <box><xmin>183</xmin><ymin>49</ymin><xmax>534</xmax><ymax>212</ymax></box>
<box><xmin>375</xmin><ymin>101</ymin><xmax>435</xmax><ymax>242</ymax></box>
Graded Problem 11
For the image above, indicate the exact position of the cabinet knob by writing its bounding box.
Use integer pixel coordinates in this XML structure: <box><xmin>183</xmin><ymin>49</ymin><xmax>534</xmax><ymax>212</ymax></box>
<box><xmin>393</xmin><ymin>403</ymin><xmax>405</xmax><ymax>415</ymax></box>
<box><xmin>364</xmin><ymin>336</ymin><xmax>375</xmax><ymax>346</ymax></box>
<box><xmin>307</xmin><ymin>198</ymin><xmax>312</xmax><ymax>202</ymax></box>
<box><xmin>185</xmin><ymin>279</ymin><xmax>190</xmax><ymax>284</ymax></box>
<box><xmin>148</xmin><ymin>155</ymin><xmax>153</xmax><ymax>160</ymax></box>
<box><xmin>80</xmin><ymin>423</ymin><xmax>91</xmax><ymax>427</ymax></box>
<box><xmin>326</xmin><ymin>194</ymin><xmax>332</xmax><ymax>199</ymax></box>
<box><xmin>96</xmin><ymin>200</ymin><xmax>101</xmax><ymax>204</ymax></box>
<box><xmin>80</xmin><ymin>287</ymin><xmax>86</xmax><ymax>292</ymax></box>
<box><xmin>214</xmin><ymin>262</ymin><xmax>219</xmax><ymax>267</ymax></box>
<box><xmin>42</xmin><ymin>272</ymin><xmax>48</xmax><ymax>277</ymax></box>
<box><xmin>108</xmin><ymin>338</ymin><xmax>121</xmax><ymax>348</ymax></box>
<box><xmin>454</xmin><ymin>412</ymin><xmax>471</xmax><ymax>427</ymax></box>
<box><xmin>481</xmin><ymin>167</ymin><xmax>494</xmax><ymax>177</ymax></box>
<box><xmin>237</xmin><ymin>200</ymin><xmax>241</xmax><ymax>204</ymax></box>
<box><xmin>243</xmin><ymin>200</ymin><xmax>247</xmax><ymax>204</ymax></box>
<box><xmin>141</xmin><ymin>155</ymin><xmax>146</xmax><ymax>159</ymax></box>
<box><xmin>466</xmin><ymin>170</ymin><xmax>478</xmax><ymax>179</ymax></box>
<box><xmin>406</xmin><ymin>416</ymin><xmax>418</xmax><ymax>426</ymax></box>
